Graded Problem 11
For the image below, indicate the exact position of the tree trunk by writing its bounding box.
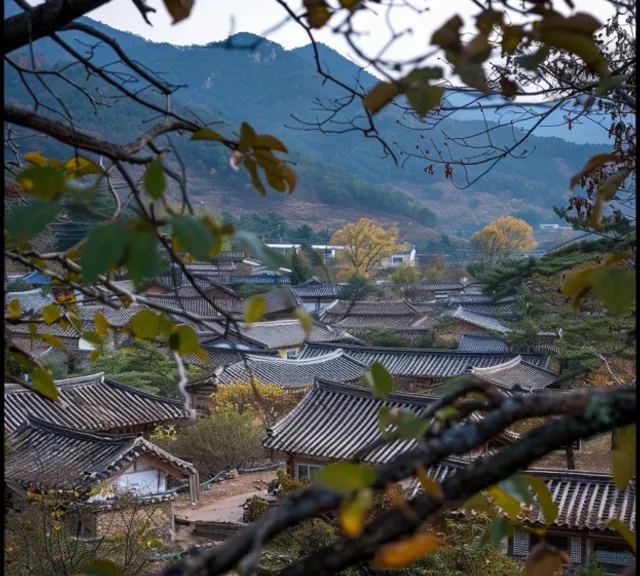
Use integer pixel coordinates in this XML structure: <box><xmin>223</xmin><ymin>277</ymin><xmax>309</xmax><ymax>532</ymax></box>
<box><xmin>565</xmin><ymin>446</ymin><xmax>576</xmax><ymax>470</ymax></box>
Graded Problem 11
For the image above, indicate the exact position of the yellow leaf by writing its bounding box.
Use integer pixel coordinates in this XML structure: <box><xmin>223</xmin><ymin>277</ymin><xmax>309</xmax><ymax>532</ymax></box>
<box><xmin>461</xmin><ymin>491</ymin><xmax>494</xmax><ymax>515</ymax></box>
<box><xmin>7</xmin><ymin>299</ymin><xmax>21</xmax><ymax>319</ymax></box>
<box><xmin>340</xmin><ymin>489</ymin><xmax>372</xmax><ymax>537</ymax></box>
<box><xmin>24</xmin><ymin>152</ymin><xmax>47</xmax><ymax>168</ymax></box>
<box><xmin>244</xmin><ymin>295</ymin><xmax>266</xmax><ymax>325</ymax></box>
<box><xmin>41</xmin><ymin>334</ymin><xmax>65</xmax><ymax>350</ymax></box>
<box><xmin>41</xmin><ymin>303</ymin><xmax>61</xmax><ymax>325</ymax></box>
<box><xmin>525</xmin><ymin>541</ymin><xmax>571</xmax><ymax>576</ymax></box>
<box><xmin>64</xmin><ymin>156</ymin><xmax>105</xmax><ymax>178</ymax></box>
<box><xmin>253</xmin><ymin>134</ymin><xmax>288</xmax><ymax>153</ymax></box>
<box><xmin>589</xmin><ymin>168</ymin><xmax>631</xmax><ymax>230</ymax></box>
<box><xmin>163</xmin><ymin>0</ymin><xmax>194</xmax><ymax>23</ymax></box>
<box><xmin>363</xmin><ymin>82</ymin><xmax>401</xmax><ymax>115</ymax></box>
<box><xmin>31</xmin><ymin>367</ymin><xmax>58</xmax><ymax>401</ymax></box>
<box><xmin>373</xmin><ymin>533</ymin><xmax>440</xmax><ymax>569</ymax></box>
<box><xmin>487</xmin><ymin>486</ymin><xmax>521</xmax><ymax>519</ymax></box>
<box><xmin>295</xmin><ymin>307</ymin><xmax>312</xmax><ymax>335</ymax></box>
<box><xmin>190</xmin><ymin>128</ymin><xmax>225</xmax><ymax>141</ymax></box>
<box><xmin>608</xmin><ymin>519</ymin><xmax>636</xmax><ymax>553</ymax></box>
<box><xmin>416</xmin><ymin>464</ymin><xmax>444</xmax><ymax>499</ymax></box>
<box><xmin>563</xmin><ymin>267</ymin><xmax>595</xmax><ymax>310</ymax></box>
<box><xmin>603</xmin><ymin>253</ymin><xmax>631</xmax><ymax>266</ymax></box>
<box><xmin>305</xmin><ymin>0</ymin><xmax>331</xmax><ymax>29</ymax></box>
<box><xmin>523</xmin><ymin>476</ymin><xmax>558</xmax><ymax>526</ymax></box>
<box><xmin>569</xmin><ymin>153</ymin><xmax>616</xmax><ymax>190</ymax></box>
<box><xmin>613</xmin><ymin>424</ymin><xmax>636</xmax><ymax>491</ymax></box>
<box><xmin>283</xmin><ymin>165</ymin><xmax>296</xmax><ymax>194</ymax></box>
<box><xmin>89</xmin><ymin>349</ymin><xmax>101</xmax><ymax>361</ymax></box>
<box><xmin>95</xmin><ymin>312</ymin><xmax>108</xmax><ymax>335</ymax></box>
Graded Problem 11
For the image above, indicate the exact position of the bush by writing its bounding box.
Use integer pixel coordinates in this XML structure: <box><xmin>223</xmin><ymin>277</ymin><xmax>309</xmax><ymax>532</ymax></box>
<box><xmin>246</xmin><ymin>496</ymin><xmax>270</xmax><ymax>522</ymax></box>
<box><xmin>362</xmin><ymin>328</ymin><xmax>403</xmax><ymax>348</ymax></box>
<box><xmin>392</xmin><ymin>263</ymin><xmax>421</xmax><ymax>284</ymax></box>
<box><xmin>174</xmin><ymin>405</ymin><xmax>265</xmax><ymax>478</ymax></box>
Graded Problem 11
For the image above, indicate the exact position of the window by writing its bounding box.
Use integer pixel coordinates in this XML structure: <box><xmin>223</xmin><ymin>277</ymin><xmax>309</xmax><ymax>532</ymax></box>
<box><xmin>593</xmin><ymin>542</ymin><xmax>634</xmax><ymax>566</ymax></box>
<box><xmin>296</xmin><ymin>463</ymin><xmax>323</xmax><ymax>480</ymax></box>
<box><xmin>513</xmin><ymin>530</ymin><xmax>530</xmax><ymax>556</ymax></box>
<box><xmin>570</xmin><ymin>537</ymin><xmax>582</xmax><ymax>564</ymax></box>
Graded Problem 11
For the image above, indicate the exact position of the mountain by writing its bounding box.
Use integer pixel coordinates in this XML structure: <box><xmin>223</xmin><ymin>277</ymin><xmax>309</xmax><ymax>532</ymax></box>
<box><xmin>5</xmin><ymin>4</ymin><xmax>612</xmax><ymax>234</ymax></box>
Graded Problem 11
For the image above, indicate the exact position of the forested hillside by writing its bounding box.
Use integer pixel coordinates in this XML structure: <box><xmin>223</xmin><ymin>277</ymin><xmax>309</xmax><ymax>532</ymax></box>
<box><xmin>5</xmin><ymin>1</ymin><xmax>611</xmax><ymax>232</ymax></box>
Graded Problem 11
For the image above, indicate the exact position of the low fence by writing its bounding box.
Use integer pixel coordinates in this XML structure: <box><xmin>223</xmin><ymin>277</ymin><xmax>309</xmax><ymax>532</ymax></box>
<box><xmin>193</xmin><ymin>520</ymin><xmax>246</xmax><ymax>540</ymax></box>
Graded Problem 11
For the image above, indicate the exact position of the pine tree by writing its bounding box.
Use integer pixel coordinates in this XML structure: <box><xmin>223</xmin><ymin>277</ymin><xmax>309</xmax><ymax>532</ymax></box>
<box><xmin>291</xmin><ymin>250</ymin><xmax>312</xmax><ymax>285</ymax></box>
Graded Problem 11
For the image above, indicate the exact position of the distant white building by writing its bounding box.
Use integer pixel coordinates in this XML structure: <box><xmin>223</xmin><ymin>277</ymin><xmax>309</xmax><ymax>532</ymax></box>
<box><xmin>381</xmin><ymin>248</ymin><xmax>417</xmax><ymax>268</ymax></box>
<box><xmin>265</xmin><ymin>244</ymin><xmax>344</xmax><ymax>262</ymax></box>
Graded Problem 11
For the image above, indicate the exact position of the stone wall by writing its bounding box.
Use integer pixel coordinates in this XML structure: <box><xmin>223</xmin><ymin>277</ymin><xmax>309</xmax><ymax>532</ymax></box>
<box><xmin>95</xmin><ymin>500</ymin><xmax>174</xmax><ymax>541</ymax></box>
<box><xmin>193</xmin><ymin>520</ymin><xmax>245</xmax><ymax>540</ymax></box>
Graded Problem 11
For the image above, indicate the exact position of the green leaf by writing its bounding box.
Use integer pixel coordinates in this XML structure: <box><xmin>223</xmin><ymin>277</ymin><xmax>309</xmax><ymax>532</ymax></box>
<box><xmin>130</xmin><ymin>310</ymin><xmax>160</xmax><ymax>340</ymax></box>
<box><xmin>190</xmin><ymin>128</ymin><xmax>225</xmax><ymax>141</ymax></box>
<box><xmin>244</xmin><ymin>295</ymin><xmax>266</xmax><ymax>325</ymax></box>
<box><xmin>433</xmin><ymin>373</ymin><xmax>474</xmax><ymax>396</ymax></box>
<box><xmin>538</xmin><ymin>30</ymin><xmax>608</xmax><ymax>76</ymax></box>
<box><xmin>366</xmin><ymin>362</ymin><xmax>393</xmax><ymax>398</ymax></box>
<box><xmin>480</xmin><ymin>516</ymin><xmax>513</xmax><ymax>547</ymax></box>
<box><xmin>462</xmin><ymin>492</ymin><xmax>494</xmax><ymax>515</ymax></box>
<box><xmin>236</xmin><ymin>231</ymin><xmax>289</xmax><ymax>271</ymax></box>
<box><xmin>172</xmin><ymin>217</ymin><xmax>213</xmax><ymax>261</ymax></box>
<box><xmin>612</xmin><ymin>424</ymin><xmax>636</xmax><ymax>491</ymax></box>
<box><xmin>16</xmin><ymin>166</ymin><xmax>66</xmax><ymax>199</ymax></box>
<box><xmin>524</xmin><ymin>475</ymin><xmax>558</xmax><ymax>526</ymax></box>
<box><xmin>5</xmin><ymin>200</ymin><xmax>60</xmax><ymax>238</ymax></box>
<box><xmin>608</xmin><ymin>519</ymin><xmax>636</xmax><ymax>553</ymax></box>
<box><xmin>312</xmin><ymin>462</ymin><xmax>376</xmax><ymax>494</ymax></box>
<box><xmin>406</xmin><ymin>81</ymin><xmax>444</xmax><ymax>117</ymax></box>
<box><xmin>590</xmin><ymin>266</ymin><xmax>636</xmax><ymax>316</ymax></box>
<box><xmin>143</xmin><ymin>157</ymin><xmax>166</xmax><ymax>200</ymax></box>
<box><xmin>499</xmin><ymin>473</ymin><xmax>535</xmax><ymax>506</ymax></box>
<box><xmin>80</xmin><ymin>221</ymin><xmax>128</xmax><ymax>283</ymax></box>
<box><xmin>7</xmin><ymin>299</ymin><xmax>21</xmax><ymax>319</ymax></box>
<box><xmin>163</xmin><ymin>0</ymin><xmax>194</xmax><ymax>24</ymax></box>
<box><xmin>363</xmin><ymin>82</ymin><xmax>401</xmax><ymax>115</ymax></box>
<box><xmin>41</xmin><ymin>304</ymin><xmax>61</xmax><ymax>325</ymax></box>
<box><xmin>596</xmin><ymin>75</ymin><xmax>627</xmax><ymax>96</ymax></box>
<box><xmin>169</xmin><ymin>325</ymin><xmax>201</xmax><ymax>356</ymax></box>
<box><xmin>81</xmin><ymin>331</ymin><xmax>103</xmax><ymax>347</ymax></box>
<box><xmin>79</xmin><ymin>559</ymin><xmax>123</xmax><ymax>576</ymax></box>
<box><xmin>31</xmin><ymin>367</ymin><xmax>58</xmax><ymax>401</ymax></box>
<box><xmin>95</xmin><ymin>312</ymin><xmax>108</xmax><ymax>335</ymax></box>
<box><xmin>127</xmin><ymin>229</ymin><xmax>160</xmax><ymax>287</ymax></box>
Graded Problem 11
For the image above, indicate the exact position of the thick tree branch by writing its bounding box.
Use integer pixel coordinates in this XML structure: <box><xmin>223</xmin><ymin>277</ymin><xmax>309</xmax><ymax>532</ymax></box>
<box><xmin>279</xmin><ymin>388</ymin><xmax>636</xmax><ymax>576</ymax></box>
<box><xmin>4</xmin><ymin>0</ymin><xmax>112</xmax><ymax>55</ymax></box>
<box><xmin>156</xmin><ymin>386</ymin><xmax>633</xmax><ymax>576</ymax></box>
<box><xmin>5</xmin><ymin>104</ymin><xmax>197</xmax><ymax>161</ymax></box>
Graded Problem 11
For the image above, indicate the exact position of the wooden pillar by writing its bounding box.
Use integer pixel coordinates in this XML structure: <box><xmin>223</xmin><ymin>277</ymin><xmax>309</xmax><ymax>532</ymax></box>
<box><xmin>189</xmin><ymin>472</ymin><xmax>200</xmax><ymax>504</ymax></box>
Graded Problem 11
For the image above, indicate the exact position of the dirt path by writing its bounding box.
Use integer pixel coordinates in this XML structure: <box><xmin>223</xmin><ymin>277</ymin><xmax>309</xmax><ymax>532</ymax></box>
<box><xmin>176</xmin><ymin>490</ymin><xmax>267</xmax><ymax>523</ymax></box>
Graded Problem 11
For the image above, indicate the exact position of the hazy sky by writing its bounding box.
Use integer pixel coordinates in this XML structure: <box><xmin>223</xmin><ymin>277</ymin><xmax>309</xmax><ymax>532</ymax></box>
<box><xmin>75</xmin><ymin>0</ymin><xmax>617</xmax><ymax>72</ymax></box>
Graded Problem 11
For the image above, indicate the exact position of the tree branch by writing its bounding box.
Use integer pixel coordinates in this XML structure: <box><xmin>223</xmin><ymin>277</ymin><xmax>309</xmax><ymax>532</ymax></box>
<box><xmin>4</xmin><ymin>0</ymin><xmax>113</xmax><ymax>55</ymax></box>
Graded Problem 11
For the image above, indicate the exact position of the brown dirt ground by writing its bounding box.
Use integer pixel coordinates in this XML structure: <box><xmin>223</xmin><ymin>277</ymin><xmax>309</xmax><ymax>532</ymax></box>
<box><xmin>532</xmin><ymin>433</ymin><xmax>613</xmax><ymax>472</ymax></box>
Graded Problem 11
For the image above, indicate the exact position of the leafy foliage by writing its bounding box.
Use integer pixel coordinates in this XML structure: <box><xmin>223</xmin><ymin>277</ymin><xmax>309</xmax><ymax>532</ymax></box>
<box><xmin>471</xmin><ymin>216</ymin><xmax>538</xmax><ymax>268</ymax></box>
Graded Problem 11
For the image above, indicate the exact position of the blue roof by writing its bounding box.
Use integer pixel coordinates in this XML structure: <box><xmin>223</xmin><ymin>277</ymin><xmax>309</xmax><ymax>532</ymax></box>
<box><xmin>22</xmin><ymin>271</ymin><xmax>51</xmax><ymax>285</ymax></box>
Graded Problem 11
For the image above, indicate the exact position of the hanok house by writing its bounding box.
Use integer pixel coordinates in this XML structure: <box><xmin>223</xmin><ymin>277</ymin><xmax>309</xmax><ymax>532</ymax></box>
<box><xmin>251</xmin><ymin>286</ymin><xmax>304</xmax><ymax>321</ymax></box>
<box><xmin>4</xmin><ymin>373</ymin><xmax>191</xmax><ymax>436</ymax></box>
<box><xmin>469</xmin><ymin>355</ymin><xmax>561</xmax><ymax>394</ymax></box>
<box><xmin>396</xmin><ymin>281</ymin><xmax>466</xmax><ymax>302</ymax></box>
<box><xmin>197</xmin><ymin>318</ymin><xmax>363</xmax><ymax>357</ymax></box>
<box><xmin>295</xmin><ymin>342</ymin><xmax>551</xmax><ymax>391</ymax></box>
<box><xmin>5</xmin><ymin>288</ymin><xmax>56</xmax><ymax>317</ymax></box>
<box><xmin>291</xmin><ymin>278</ymin><xmax>341</xmax><ymax>312</ymax></box>
<box><xmin>319</xmin><ymin>300</ymin><xmax>433</xmax><ymax>330</ymax></box>
<box><xmin>6</xmin><ymin>318</ymin><xmax>97</xmax><ymax>355</ymax></box>
<box><xmin>436</xmin><ymin>306</ymin><xmax>511</xmax><ymax>340</ymax></box>
<box><xmin>411</xmin><ymin>466</ymin><xmax>635</xmax><ymax>575</ymax></box>
<box><xmin>5</xmin><ymin>418</ymin><xmax>200</xmax><ymax>537</ymax></box>
<box><xmin>142</xmin><ymin>292</ymin><xmax>243</xmax><ymax>322</ymax></box>
<box><xmin>262</xmin><ymin>380</ymin><xmax>518</xmax><ymax>480</ymax></box>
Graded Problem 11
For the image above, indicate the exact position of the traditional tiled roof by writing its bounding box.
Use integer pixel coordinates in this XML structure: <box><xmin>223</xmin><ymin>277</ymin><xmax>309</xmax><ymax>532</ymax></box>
<box><xmin>458</xmin><ymin>334</ymin><xmax>509</xmax><ymax>353</ymax></box>
<box><xmin>412</xmin><ymin>465</ymin><xmax>635</xmax><ymax>533</ymax></box>
<box><xmin>183</xmin><ymin>347</ymin><xmax>278</xmax><ymax>369</ymax></box>
<box><xmin>258</xmin><ymin>286</ymin><xmax>302</xmax><ymax>315</ymax></box>
<box><xmin>319</xmin><ymin>300</ymin><xmax>431</xmax><ymax>329</ymax></box>
<box><xmin>6</xmin><ymin>320</ymin><xmax>94</xmax><ymax>341</ymax></box>
<box><xmin>142</xmin><ymin>294</ymin><xmax>243</xmax><ymax>319</ymax></box>
<box><xmin>6</xmin><ymin>418</ymin><xmax>196</xmax><ymax>494</ymax></box>
<box><xmin>469</xmin><ymin>356</ymin><xmax>559</xmax><ymax>391</ymax></box>
<box><xmin>296</xmin><ymin>342</ymin><xmax>551</xmax><ymax>378</ymax></box>
<box><xmin>4</xmin><ymin>373</ymin><xmax>190</xmax><ymax>433</ymax></box>
<box><xmin>443</xmin><ymin>306</ymin><xmax>510</xmax><ymax>333</ymax></box>
<box><xmin>262</xmin><ymin>380</ymin><xmax>515</xmax><ymax>462</ymax></box>
<box><xmin>207</xmin><ymin>319</ymin><xmax>363</xmax><ymax>350</ymax></box>
<box><xmin>292</xmin><ymin>280</ymin><xmax>341</xmax><ymax>299</ymax></box>
<box><xmin>175</xmin><ymin>282</ymin><xmax>237</xmax><ymax>298</ymax></box>
<box><xmin>215</xmin><ymin>350</ymin><xmax>368</xmax><ymax>389</ymax></box>
<box><xmin>453</xmin><ymin>302</ymin><xmax>520</xmax><ymax>317</ymax></box>
<box><xmin>396</xmin><ymin>282</ymin><xmax>465</xmax><ymax>293</ymax></box>
<box><xmin>5</xmin><ymin>289</ymin><xmax>56</xmax><ymax>316</ymax></box>
<box><xmin>76</xmin><ymin>303</ymin><xmax>149</xmax><ymax>327</ymax></box>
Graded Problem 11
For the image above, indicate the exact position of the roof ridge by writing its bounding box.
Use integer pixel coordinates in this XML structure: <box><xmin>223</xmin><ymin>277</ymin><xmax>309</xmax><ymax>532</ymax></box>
<box><xmin>11</xmin><ymin>416</ymin><xmax>138</xmax><ymax>443</ymax></box>
<box><xmin>471</xmin><ymin>355</ymin><xmax>522</xmax><ymax>373</ymax></box>
<box><xmin>103</xmin><ymin>377</ymin><xmax>187</xmax><ymax>406</ymax></box>
<box><xmin>314</xmin><ymin>378</ymin><xmax>440</xmax><ymax>404</ymax></box>
<box><xmin>54</xmin><ymin>373</ymin><xmax>105</xmax><ymax>386</ymax></box>
<box><xmin>5</xmin><ymin>288</ymin><xmax>45</xmax><ymax>296</ymax></box>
